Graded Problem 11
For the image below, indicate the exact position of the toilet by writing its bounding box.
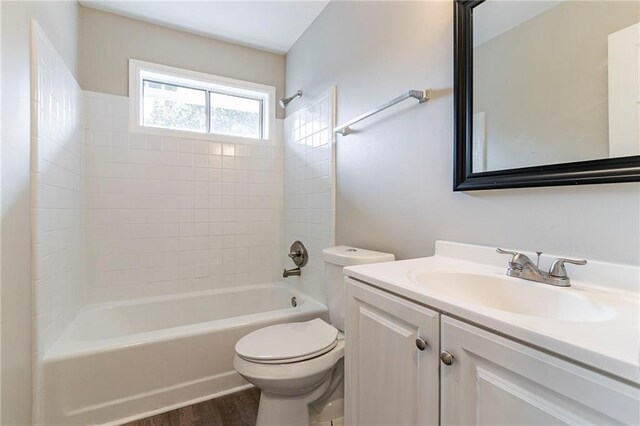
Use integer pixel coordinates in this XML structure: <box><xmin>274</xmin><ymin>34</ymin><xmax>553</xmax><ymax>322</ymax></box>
<box><xmin>233</xmin><ymin>246</ymin><xmax>395</xmax><ymax>426</ymax></box>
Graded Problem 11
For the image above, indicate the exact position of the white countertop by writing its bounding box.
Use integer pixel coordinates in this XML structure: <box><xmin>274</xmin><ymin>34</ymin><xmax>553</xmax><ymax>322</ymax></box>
<box><xmin>344</xmin><ymin>241</ymin><xmax>640</xmax><ymax>384</ymax></box>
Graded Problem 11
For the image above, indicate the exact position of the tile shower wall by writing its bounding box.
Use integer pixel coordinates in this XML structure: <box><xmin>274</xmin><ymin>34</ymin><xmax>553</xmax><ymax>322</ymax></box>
<box><xmin>83</xmin><ymin>92</ymin><xmax>283</xmax><ymax>302</ymax></box>
<box><xmin>283</xmin><ymin>88</ymin><xmax>336</xmax><ymax>303</ymax></box>
<box><xmin>31</xmin><ymin>23</ymin><xmax>84</xmax><ymax>421</ymax></box>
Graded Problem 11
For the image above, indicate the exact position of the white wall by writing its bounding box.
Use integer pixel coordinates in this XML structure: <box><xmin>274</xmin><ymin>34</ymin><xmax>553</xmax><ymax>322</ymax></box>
<box><xmin>285</xmin><ymin>1</ymin><xmax>640</xmax><ymax>267</ymax></box>
<box><xmin>83</xmin><ymin>92</ymin><xmax>284</xmax><ymax>303</ymax></box>
<box><xmin>78</xmin><ymin>6</ymin><xmax>286</xmax><ymax>119</ymax></box>
<box><xmin>283</xmin><ymin>88</ymin><xmax>336</xmax><ymax>304</ymax></box>
<box><xmin>1</xmin><ymin>2</ymin><xmax>79</xmax><ymax>425</ymax></box>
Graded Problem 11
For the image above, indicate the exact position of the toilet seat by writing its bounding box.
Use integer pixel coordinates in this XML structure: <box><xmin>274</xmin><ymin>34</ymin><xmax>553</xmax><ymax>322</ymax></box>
<box><xmin>235</xmin><ymin>318</ymin><xmax>338</xmax><ymax>364</ymax></box>
<box><xmin>233</xmin><ymin>338</ymin><xmax>345</xmax><ymax>396</ymax></box>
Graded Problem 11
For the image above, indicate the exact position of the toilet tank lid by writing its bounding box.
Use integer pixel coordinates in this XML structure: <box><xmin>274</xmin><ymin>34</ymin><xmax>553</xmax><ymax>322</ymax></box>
<box><xmin>322</xmin><ymin>246</ymin><xmax>395</xmax><ymax>266</ymax></box>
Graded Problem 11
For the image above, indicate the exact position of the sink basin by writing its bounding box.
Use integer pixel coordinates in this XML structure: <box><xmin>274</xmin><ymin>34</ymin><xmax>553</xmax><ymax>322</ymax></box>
<box><xmin>407</xmin><ymin>271</ymin><xmax>613</xmax><ymax>322</ymax></box>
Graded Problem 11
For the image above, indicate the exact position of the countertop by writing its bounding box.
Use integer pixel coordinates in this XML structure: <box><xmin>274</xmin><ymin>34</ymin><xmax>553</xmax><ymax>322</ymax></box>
<box><xmin>343</xmin><ymin>241</ymin><xmax>640</xmax><ymax>385</ymax></box>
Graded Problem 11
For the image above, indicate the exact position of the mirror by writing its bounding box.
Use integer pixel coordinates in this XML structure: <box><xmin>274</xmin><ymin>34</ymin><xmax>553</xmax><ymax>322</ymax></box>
<box><xmin>454</xmin><ymin>0</ymin><xmax>640</xmax><ymax>190</ymax></box>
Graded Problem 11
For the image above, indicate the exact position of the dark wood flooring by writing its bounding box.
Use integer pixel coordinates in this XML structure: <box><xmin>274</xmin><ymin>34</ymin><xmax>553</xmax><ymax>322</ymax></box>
<box><xmin>123</xmin><ymin>387</ymin><xmax>261</xmax><ymax>426</ymax></box>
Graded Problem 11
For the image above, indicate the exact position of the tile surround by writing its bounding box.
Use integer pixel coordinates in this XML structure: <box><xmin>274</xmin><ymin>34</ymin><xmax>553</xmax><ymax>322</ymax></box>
<box><xmin>283</xmin><ymin>88</ymin><xmax>336</xmax><ymax>304</ymax></box>
<box><xmin>83</xmin><ymin>91</ymin><xmax>284</xmax><ymax>302</ymax></box>
<box><xmin>31</xmin><ymin>22</ymin><xmax>84</xmax><ymax>422</ymax></box>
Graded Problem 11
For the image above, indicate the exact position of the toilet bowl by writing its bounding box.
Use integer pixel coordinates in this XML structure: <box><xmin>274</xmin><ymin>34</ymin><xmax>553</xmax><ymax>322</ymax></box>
<box><xmin>233</xmin><ymin>246</ymin><xmax>395</xmax><ymax>426</ymax></box>
<box><xmin>234</xmin><ymin>319</ymin><xmax>344</xmax><ymax>425</ymax></box>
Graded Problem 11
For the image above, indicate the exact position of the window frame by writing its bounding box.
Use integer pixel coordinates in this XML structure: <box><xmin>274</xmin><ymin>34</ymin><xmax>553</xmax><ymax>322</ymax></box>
<box><xmin>129</xmin><ymin>59</ymin><xmax>276</xmax><ymax>144</ymax></box>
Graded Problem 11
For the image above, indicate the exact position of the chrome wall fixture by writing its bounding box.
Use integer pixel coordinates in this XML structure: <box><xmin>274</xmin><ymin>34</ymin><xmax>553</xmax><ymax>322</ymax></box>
<box><xmin>334</xmin><ymin>88</ymin><xmax>431</xmax><ymax>136</ymax></box>
<box><xmin>279</xmin><ymin>90</ymin><xmax>303</xmax><ymax>109</ymax></box>
<box><xmin>283</xmin><ymin>240</ymin><xmax>308</xmax><ymax>278</ymax></box>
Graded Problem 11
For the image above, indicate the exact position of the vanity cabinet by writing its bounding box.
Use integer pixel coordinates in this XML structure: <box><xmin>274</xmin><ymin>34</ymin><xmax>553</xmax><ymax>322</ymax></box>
<box><xmin>441</xmin><ymin>316</ymin><xmax>639</xmax><ymax>425</ymax></box>
<box><xmin>345</xmin><ymin>279</ymin><xmax>640</xmax><ymax>426</ymax></box>
<box><xmin>344</xmin><ymin>278</ymin><xmax>440</xmax><ymax>426</ymax></box>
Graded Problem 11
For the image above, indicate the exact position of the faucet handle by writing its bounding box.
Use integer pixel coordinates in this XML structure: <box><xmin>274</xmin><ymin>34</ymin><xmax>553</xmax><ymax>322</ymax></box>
<box><xmin>549</xmin><ymin>257</ymin><xmax>587</xmax><ymax>278</ymax></box>
<box><xmin>496</xmin><ymin>248</ymin><xmax>519</xmax><ymax>256</ymax></box>
<box><xmin>288</xmin><ymin>250</ymin><xmax>301</xmax><ymax>259</ymax></box>
<box><xmin>496</xmin><ymin>248</ymin><xmax>524</xmax><ymax>271</ymax></box>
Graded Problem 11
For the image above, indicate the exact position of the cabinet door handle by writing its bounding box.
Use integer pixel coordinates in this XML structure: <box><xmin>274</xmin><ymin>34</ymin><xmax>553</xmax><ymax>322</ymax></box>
<box><xmin>440</xmin><ymin>351</ymin><xmax>454</xmax><ymax>365</ymax></box>
<box><xmin>415</xmin><ymin>338</ymin><xmax>428</xmax><ymax>351</ymax></box>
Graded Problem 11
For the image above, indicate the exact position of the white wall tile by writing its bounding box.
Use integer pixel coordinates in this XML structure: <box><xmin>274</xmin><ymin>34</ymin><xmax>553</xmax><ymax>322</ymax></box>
<box><xmin>83</xmin><ymin>91</ymin><xmax>284</xmax><ymax>302</ymax></box>
<box><xmin>283</xmin><ymin>88</ymin><xmax>336</xmax><ymax>304</ymax></box>
<box><xmin>32</xmin><ymin>25</ymin><xmax>84</xmax><ymax>425</ymax></box>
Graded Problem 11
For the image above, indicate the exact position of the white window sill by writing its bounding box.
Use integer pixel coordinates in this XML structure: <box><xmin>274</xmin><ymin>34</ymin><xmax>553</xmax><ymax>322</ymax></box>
<box><xmin>130</xmin><ymin>123</ymin><xmax>279</xmax><ymax>146</ymax></box>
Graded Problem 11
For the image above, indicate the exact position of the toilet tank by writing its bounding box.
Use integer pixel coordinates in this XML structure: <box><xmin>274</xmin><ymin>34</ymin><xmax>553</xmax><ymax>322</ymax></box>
<box><xmin>321</xmin><ymin>246</ymin><xmax>395</xmax><ymax>331</ymax></box>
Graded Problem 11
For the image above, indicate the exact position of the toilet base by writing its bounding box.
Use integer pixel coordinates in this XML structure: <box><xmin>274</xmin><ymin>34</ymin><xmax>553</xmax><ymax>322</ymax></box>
<box><xmin>311</xmin><ymin>398</ymin><xmax>344</xmax><ymax>426</ymax></box>
<box><xmin>256</xmin><ymin>378</ymin><xmax>331</xmax><ymax>426</ymax></box>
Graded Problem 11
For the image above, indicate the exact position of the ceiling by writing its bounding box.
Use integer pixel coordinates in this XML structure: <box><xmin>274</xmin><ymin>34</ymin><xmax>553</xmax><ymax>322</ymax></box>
<box><xmin>80</xmin><ymin>0</ymin><xmax>331</xmax><ymax>54</ymax></box>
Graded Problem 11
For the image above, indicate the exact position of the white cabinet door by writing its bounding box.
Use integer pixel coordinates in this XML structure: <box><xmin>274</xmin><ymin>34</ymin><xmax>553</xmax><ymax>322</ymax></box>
<box><xmin>345</xmin><ymin>278</ymin><xmax>440</xmax><ymax>426</ymax></box>
<box><xmin>441</xmin><ymin>316</ymin><xmax>640</xmax><ymax>425</ymax></box>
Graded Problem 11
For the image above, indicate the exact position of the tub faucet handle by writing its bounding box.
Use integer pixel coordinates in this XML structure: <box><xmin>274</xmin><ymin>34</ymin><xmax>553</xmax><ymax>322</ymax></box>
<box><xmin>288</xmin><ymin>251</ymin><xmax>301</xmax><ymax>259</ymax></box>
<box><xmin>287</xmin><ymin>241</ymin><xmax>308</xmax><ymax>268</ymax></box>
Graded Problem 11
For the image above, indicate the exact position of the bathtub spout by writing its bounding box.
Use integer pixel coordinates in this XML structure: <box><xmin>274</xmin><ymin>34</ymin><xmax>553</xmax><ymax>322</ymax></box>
<box><xmin>283</xmin><ymin>268</ymin><xmax>301</xmax><ymax>278</ymax></box>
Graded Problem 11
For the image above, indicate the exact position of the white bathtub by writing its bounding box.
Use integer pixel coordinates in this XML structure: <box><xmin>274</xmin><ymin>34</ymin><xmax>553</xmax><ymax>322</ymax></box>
<box><xmin>43</xmin><ymin>283</ymin><xmax>327</xmax><ymax>425</ymax></box>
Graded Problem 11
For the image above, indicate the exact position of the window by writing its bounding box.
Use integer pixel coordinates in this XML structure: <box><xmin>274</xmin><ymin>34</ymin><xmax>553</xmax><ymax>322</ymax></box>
<box><xmin>129</xmin><ymin>60</ymin><xmax>274</xmax><ymax>142</ymax></box>
<box><xmin>143</xmin><ymin>81</ymin><xmax>207</xmax><ymax>133</ymax></box>
<box><xmin>209</xmin><ymin>92</ymin><xmax>262</xmax><ymax>139</ymax></box>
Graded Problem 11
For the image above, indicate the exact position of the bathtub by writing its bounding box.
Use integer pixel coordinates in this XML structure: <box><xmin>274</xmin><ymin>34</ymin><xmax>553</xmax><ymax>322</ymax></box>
<box><xmin>43</xmin><ymin>283</ymin><xmax>327</xmax><ymax>425</ymax></box>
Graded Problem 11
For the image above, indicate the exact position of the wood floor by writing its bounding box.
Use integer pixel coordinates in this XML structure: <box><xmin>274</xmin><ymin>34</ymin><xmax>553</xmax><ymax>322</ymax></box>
<box><xmin>123</xmin><ymin>388</ymin><xmax>261</xmax><ymax>426</ymax></box>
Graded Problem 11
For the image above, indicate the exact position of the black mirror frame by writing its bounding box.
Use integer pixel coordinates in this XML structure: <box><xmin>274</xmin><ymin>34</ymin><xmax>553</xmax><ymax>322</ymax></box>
<box><xmin>453</xmin><ymin>0</ymin><xmax>640</xmax><ymax>191</ymax></box>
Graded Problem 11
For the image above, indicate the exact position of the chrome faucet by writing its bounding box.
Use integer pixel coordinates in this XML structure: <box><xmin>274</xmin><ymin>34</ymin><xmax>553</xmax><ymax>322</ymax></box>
<box><xmin>283</xmin><ymin>267</ymin><xmax>301</xmax><ymax>278</ymax></box>
<box><xmin>496</xmin><ymin>248</ymin><xmax>587</xmax><ymax>287</ymax></box>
